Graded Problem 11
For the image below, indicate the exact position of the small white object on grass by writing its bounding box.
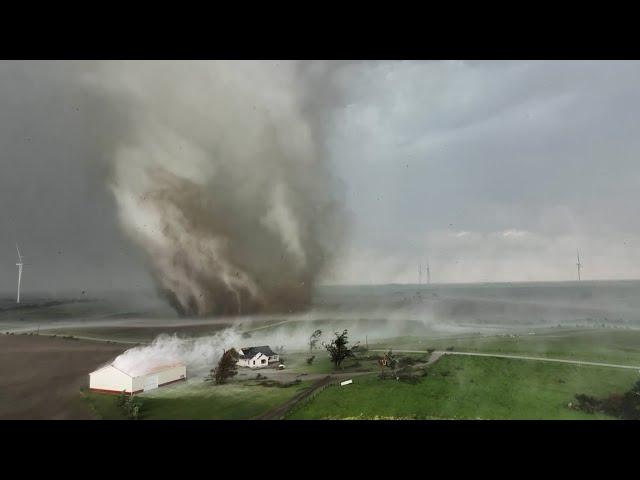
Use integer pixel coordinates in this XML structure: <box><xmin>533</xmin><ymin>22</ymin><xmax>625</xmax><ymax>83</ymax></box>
<box><xmin>340</xmin><ymin>379</ymin><xmax>353</xmax><ymax>386</ymax></box>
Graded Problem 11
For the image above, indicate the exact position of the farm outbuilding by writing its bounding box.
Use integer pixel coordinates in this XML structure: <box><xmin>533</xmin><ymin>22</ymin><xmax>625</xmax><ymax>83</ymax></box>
<box><xmin>89</xmin><ymin>363</ymin><xmax>186</xmax><ymax>394</ymax></box>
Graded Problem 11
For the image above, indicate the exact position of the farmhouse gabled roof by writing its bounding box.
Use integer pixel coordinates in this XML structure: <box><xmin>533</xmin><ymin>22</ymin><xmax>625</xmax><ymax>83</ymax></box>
<box><xmin>239</xmin><ymin>346</ymin><xmax>277</xmax><ymax>359</ymax></box>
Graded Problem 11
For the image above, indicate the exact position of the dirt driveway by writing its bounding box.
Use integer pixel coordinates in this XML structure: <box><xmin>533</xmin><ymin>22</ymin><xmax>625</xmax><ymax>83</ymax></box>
<box><xmin>0</xmin><ymin>334</ymin><xmax>127</xmax><ymax>419</ymax></box>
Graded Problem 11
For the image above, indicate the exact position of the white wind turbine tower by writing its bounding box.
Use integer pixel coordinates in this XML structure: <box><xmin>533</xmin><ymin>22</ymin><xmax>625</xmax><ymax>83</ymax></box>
<box><xmin>576</xmin><ymin>249</ymin><xmax>582</xmax><ymax>281</ymax></box>
<box><xmin>16</xmin><ymin>243</ymin><xmax>24</xmax><ymax>303</ymax></box>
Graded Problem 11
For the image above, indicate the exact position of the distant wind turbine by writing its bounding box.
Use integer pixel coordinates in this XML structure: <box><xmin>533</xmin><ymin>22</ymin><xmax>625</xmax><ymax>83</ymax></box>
<box><xmin>15</xmin><ymin>243</ymin><xmax>24</xmax><ymax>303</ymax></box>
<box><xmin>576</xmin><ymin>249</ymin><xmax>582</xmax><ymax>281</ymax></box>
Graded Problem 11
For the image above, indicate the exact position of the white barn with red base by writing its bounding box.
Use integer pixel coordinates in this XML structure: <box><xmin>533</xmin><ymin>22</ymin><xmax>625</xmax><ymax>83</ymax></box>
<box><xmin>89</xmin><ymin>363</ymin><xmax>186</xmax><ymax>395</ymax></box>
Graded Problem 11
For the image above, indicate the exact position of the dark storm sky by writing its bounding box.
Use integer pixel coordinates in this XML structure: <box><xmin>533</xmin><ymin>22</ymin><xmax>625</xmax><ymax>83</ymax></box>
<box><xmin>2</xmin><ymin>60</ymin><xmax>640</xmax><ymax>294</ymax></box>
<box><xmin>0</xmin><ymin>61</ymin><xmax>151</xmax><ymax>294</ymax></box>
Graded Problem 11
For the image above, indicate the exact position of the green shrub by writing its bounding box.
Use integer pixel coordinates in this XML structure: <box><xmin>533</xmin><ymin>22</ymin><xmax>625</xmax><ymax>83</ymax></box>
<box><xmin>124</xmin><ymin>396</ymin><xmax>143</xmax><ymax>420</ymax></box>
<box><xmin>573</xmin><ymin>381</ymin><xmax>640</xmax><ymax>419</ymax></box>
<box><xmin>116</xmin><ymin>391</ymin><xmax>128</xmax><ymax>408</ymax></box>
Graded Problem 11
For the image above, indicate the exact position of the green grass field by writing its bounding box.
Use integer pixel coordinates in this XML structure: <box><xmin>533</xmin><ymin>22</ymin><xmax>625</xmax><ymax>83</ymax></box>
<box><xmin>369</xmin><ymin>327</ymin><xmax>640</xmax><ymax>366</ymax></box>
<box><xmin>287</xmin><ymin>355</ymin><xmax>640</xmax><ymax>419</ymax></box>
<box><xmin>75</xmin><ymin>323</ymin><xmax>640</xmax><ymax>420</ymax></box>
<box><xmin>83</xmin><ymin>379</ymin><xmax>312</xmax><ymax>420</ymax></box>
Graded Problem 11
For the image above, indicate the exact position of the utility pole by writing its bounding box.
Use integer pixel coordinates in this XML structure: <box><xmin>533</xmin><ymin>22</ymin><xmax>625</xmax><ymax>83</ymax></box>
<box><xmin>426</xmin><ymin>258</ymin><xmax>431</xmax><ymax>285</ymax></box>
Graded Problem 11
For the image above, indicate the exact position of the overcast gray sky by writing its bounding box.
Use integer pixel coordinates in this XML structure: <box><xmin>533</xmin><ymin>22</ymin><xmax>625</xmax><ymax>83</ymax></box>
<box><xmin>1</xmin><ymin>60</ymin><xmax>640</xmax><ymax>294</ymax></box>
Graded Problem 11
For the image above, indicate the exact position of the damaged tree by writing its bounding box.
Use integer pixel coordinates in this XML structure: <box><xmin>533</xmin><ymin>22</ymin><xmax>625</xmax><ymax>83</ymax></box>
<box><xmin>323</xmin><ymin>329</ymin><xmax>359</xmax><ymax>369</ymax></box>
<box><xmin>378</xmin><ymin>350</ymin><xmax>397</xmax><ymax>379</ymax></box>
<box><xmin>211</xmin><ymin>348</ymin><xmax>240</xmax><ymax>385</ymax></box>
<box><xmin>572</xmin><ymin>379</ymin><xmax>640</xmax><ymax>419</ymax></box>
<box><xmin>309</xmin><ymin>329</ymin><xmax>322</xmax><ymax>352</ymax></box>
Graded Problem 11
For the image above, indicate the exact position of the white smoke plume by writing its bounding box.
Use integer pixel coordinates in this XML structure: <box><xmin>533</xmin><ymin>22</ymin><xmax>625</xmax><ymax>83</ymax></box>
<box><xmin>81</xmin><ymin>61</ymin><xmax>345</xmax><ymax>316</ymax></box>
<box><xmin>108</xmin><ymin>315</ymin><xmax>484</xmax><ymax>378</ymax></box>
<box><xmin>111</xmin><ymin>322</ymin><xmax>318</xmax><ymax>377</ymax></box>
<box><xmin>112</xmin><ymin>329</ymin><xmax>242</xmax><ymax>377</ymax></box>
<box><xmin>109</xmin><ymin>304</ymin><xmax>509</xmax><ymax>378</ymax></box>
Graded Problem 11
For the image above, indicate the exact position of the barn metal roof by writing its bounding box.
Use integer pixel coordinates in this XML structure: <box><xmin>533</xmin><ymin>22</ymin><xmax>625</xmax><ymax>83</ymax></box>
<box><xmin>89</xmin><ymin>362</ymin><xmax>185</xmax><ymax>378</ymax></box>
<box><xmin>136</xmin><ymin>363</ymin><xmax>185</xmax><ymax>376</ymax></box>
<box><xmin>89</xmin><ymin>363</ymin><xmax>132</xmax><ymax>377</ymax></box>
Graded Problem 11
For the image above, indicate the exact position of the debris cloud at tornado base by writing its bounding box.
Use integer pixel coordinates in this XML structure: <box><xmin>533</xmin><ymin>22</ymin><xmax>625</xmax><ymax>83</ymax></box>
<box><xmin>84</xmin><ymin>61</ymin><xmax>345</xmax><ymax>317</ymax></box>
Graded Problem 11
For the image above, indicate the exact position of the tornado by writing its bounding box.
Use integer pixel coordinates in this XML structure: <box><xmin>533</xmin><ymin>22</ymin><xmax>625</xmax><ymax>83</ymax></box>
<box><xmin>84</xmin><ymin>61</ymin><xmax>345</xmax><ymax>316</ymax></box>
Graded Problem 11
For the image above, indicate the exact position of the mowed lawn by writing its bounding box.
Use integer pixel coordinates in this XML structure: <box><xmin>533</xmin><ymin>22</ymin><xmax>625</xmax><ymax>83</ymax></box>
<box><xmin>280</xmin><ymin>351</ymin><xmax>378</xmax><ymax>375</ymax></box>
<box><xmin>84</xmin><ymin>379</ymin><xmax>312</xmax><ymax>420</ymax></box>
<box><xmin>288</xmin><ymin>355</ymin><xmax>640</xmax><ymax>419</ymax></box>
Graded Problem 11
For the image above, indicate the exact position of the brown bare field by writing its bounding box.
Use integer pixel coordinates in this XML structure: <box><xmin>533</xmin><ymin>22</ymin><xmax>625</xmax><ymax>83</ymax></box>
<box><xmin>0</xmin><ymin>334</ymin><xmax>127</xmax><ymax>419</ymax></box>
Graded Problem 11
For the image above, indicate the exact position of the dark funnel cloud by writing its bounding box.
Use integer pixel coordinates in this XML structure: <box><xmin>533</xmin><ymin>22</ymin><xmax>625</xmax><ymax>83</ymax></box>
<box><xmin>0</xmin><ymin>61</ymin><xmax>348</xmax><ymax>315</ymax></box>
<box><xmin>86</xmin><ymin>61</ymin><xmax>347</xmax><ymax>316</ymax></box>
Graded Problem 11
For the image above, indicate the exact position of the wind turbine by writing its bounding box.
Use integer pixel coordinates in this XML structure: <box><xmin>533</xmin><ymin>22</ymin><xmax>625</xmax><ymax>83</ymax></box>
<box><xmin>16</xmin><ymin>243</ymin><xmax>23</xmax><ymax>303</ymax></box>
<box><xmin>576</xmin><ymin>249</ymin><xmax>582</xmax><ymax>281</ymax></box>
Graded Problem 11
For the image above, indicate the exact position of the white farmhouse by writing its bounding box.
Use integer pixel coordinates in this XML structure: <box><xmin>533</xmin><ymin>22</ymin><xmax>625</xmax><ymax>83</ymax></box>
<box><xmin>237</xmin><ymin>346</ymin><xmax>279</xmax><ymax>369</ymax></box>
<box><xmin>89</xmin><ymin>363</ymin><xmax>186</xmax><ymax>395</ymax></box>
